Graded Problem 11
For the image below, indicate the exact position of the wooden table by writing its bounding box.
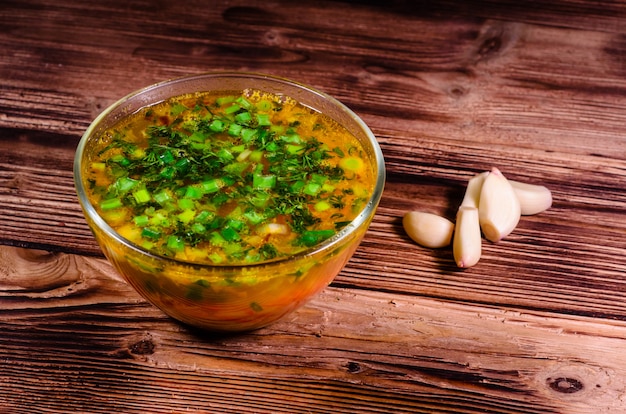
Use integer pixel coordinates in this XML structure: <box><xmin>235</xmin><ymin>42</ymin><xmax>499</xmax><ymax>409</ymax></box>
<box><xmin>2</xmin><ymin>1</ymin><xmax>625</xmax><ymax>412</ymax></box>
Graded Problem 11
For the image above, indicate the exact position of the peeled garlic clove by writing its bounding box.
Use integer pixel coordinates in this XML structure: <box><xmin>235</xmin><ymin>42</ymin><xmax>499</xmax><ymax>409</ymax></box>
<box><xmin>453</xmin><ymin>206</ymin><xmax>481</xmax><ymax>268</ymax></box>
<box><xmin>403</xmin><ymin>211</ymin><xmax>454</xmax><ymax>248</ymax></box>
<box><xmin>509</xmin><ymin>180</ymin><xmax>552</xmax><ymax>215</ymax></box>
<box><xmin>460</xmin><ymin>171</ymin><xmax>488</xmax><ymax>208</ymax></box>
<box><xmin>478</xmin><ymin>167</ymin><xmax>521</xmax><ymax>243</ymax></box>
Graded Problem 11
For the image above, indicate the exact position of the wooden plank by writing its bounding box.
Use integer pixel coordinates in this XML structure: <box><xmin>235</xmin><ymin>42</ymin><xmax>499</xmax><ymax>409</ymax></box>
<box><xmin>0</xmin><ymin>130</ymin><xmax>93</xmax><ymax>254</ymax></box>
<box><xmin>1</xmin><ymin>245</ymin><xmax>626</xmax><ymax>413</ymax></box>
<box><xmin>1</xmin><ymin>0</ymin><xmax>626</xmax><ymax>412</ymax></box>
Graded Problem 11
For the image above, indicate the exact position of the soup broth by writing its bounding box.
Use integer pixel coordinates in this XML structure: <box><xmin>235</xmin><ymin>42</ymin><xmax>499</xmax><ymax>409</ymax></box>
<box><xmin>84</xmin><ymin>88</ymin><xmax>375</xmax><ymax>265</ymax></box>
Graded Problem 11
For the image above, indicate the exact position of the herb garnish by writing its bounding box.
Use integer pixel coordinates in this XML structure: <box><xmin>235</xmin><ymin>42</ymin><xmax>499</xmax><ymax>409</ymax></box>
<box><xmin>88</xmin><ymin>90</ymin><xmax>371</xmax><ymax>264</ymax></box>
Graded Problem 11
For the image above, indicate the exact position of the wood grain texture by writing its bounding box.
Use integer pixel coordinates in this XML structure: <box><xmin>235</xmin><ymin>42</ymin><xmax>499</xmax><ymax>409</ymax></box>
<box><xmin>2</xmin><ymin>246</ymin><xmax>626</xmax><ymax>414</ymax></box>
<box><xmin>1</xmin><ymin>0</ymin><xmax>626</xmax><ymax>412</ymax></box>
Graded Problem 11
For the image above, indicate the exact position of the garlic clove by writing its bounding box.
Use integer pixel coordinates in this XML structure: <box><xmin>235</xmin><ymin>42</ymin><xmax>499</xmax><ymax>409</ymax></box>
<box><xmin>453</xmin><ymin>206</ymin><xmax>482</xmax><ymax>268</ymax></box>
<box><xmin>478</xmin><ymin>167</ymin><xmax>521</xmax><ymax>242</ymax></box>
<box><xmin>509</xmin><ymin>180</ymin><xmax>553</xmax><ymax>215</ymax></box>
<box><xmin>403</xmin><ymin>211</ymin><xmax>454</xmax><ymax>248</ymax></box>
<box><xmin>460</xmin><ymin>171</ymin><xmax>488</xmax><ymax>208</ymax></box>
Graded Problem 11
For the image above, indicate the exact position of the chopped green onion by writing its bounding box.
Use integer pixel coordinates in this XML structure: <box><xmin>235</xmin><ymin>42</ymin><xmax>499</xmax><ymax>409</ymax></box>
<box><xmin>114</xmin><ymin>177</ymin><xmax>138</xmax><ymax>193</ymax></box>
<box><xmin>230</xmin><ymin>144</ymin><xmax>246</xmax><ymax>154</ymax></box>
<box><xmin>170</xmin><ymin>102</ymin><xmax>187</xmax><ymax>116</ymax></box>
<box><xmin>256</xmin><ymin>113</ymin><xmax>271</xmax><ymax>126</ymax></box>
<box><xmin>200</xmin><ymin>178</ymin><xmax>222</xmax><ymax>194</ymax></box>
<box><xmin>133</xmin><ymin>215</ymin><xmax>150</xmax><ymax>226</ymax></box>
<box><xmin>298</xmin><ymin>229</ymin><xmax>335</xmax><ymax>247</ymax></box>
<box><xmin>174</xmin><ymin>158</ymin><xmax>191</xmax><ymax>174</ymax></box>
<box><xmin>332</xmin><ymin>147</ymin><xmax>345</xmax><ymax>157</ymax></box>
<box><xmin>281</xmin><ymin>133</ymin><xmax>302</xmax><ymax>143</ymax></box>
<box><xmin>220</xmin><ymin>227</ymin><xmax>240</xmax><ymax>242</ymax></box>
<box><xmin>177</xmin><ymin>209</ymin><xmax>196</xmax><ymax>224</ymax></box>
<box><xmin>224</xmin><ymin>161</ymin><xmax>249</xmax><ymax>176</ymax></box>
<box><xmin>228</xmin><ymin>123</ymin><xmax>243</xmax><ymax>137</ymax></box>
<box><xmin>303</xmin><ymin>182</ymin><xmax>322</xmax><ymax>196</ymax></box>
<box><xmin>154</xmin><ymin>190</ymin><xmax>173</xmax><ymax>205</ymax></box>
<box><xmin>133</xmin><ymin>188</ymin><xmax>151</xmax><ymax>204</ymax></box>
<box><xmin>223</xmin><ymin>242</ymin><xmax>243</xmax><ymax>255</ymax></box>
<box><xmin>189</xmin><ymin>131</ymin><xmax>206</xmax><ymax>142</ymax></box>
<box><xmin>311</xmin><ymin>173</ymin><xmax>327</xmax><ymax>184</ymax></box>
<box><xmin>191</xmin><ymin>223</ymin><xmax>206</xmax><ymax>233</ymax></box>
<box><xmin>235</xmin><ymin>111</ymin><xmax>252</xmax><ymax>125</ymax></box>
<box><xmin>249</xmin><ymin>150</ymin><xmax>264</xmax><ymax>162</ymax></box>
<box><xmin>167</xmin><ymin>235</ymin><xmax>185</xmax><ymax>252</ymax></box>
<box><xmin>224</xmin><ymin>103</ymin><xmax>241</xmax><ymax>114</ymax></box>
<box><xmin>235</xmin><ymin>96</ymin><xmax>253</xmax><ymax>109</ymax></box>
<box><xmin>256</xmin><ymin>100</ymin><xmax>273</xmax><ymax>111</ymax></box>
<box><xmin>243</xmin><ymin>210</ymin><xmax>265</xmax><ymax>225</ymax></box>
<box><xmin>141</xmin><ymin>227</ymin><xmax>161</xmax><ymax>240</ymax></box>
<box><xmin>90</xmin><ymin>162</ymin><xmax>106</xmax><ymax>172</ymax></box>
<box><xmin>184</xmin><ymin>185</ymin><xmax>204</xmax><ymax>199</ymax></box>
<box><xmin>111</xmin><ymin>154</ymin><xmax>130</xmax><ymax>167</ymax></box>
<box><xmin>149</xmin><ymin>212</ymin><xmax>170</xmax><ymax>227</ymax></box>
<box><xmin>100</xmin><ymin>198</ymin><xmax>123</xmax><ymax>210</ymax></box>
<box><xmin>253</xmin><ymin>173</ymin><xmax>276</xmax><ymax>189</ymax></box>
<box><xmin>265</xmin><ymin>141</ymin><xmax>278</xmax><ymax>152</ymax></box>
<box><xmin>190</xmin><ymin>142</ymin><xmax>208</xmax><ymax>151</ymax></box>
<box><xmin>208</xmin><ymin>252</ymin><xmax>224</xmax><ymax>263</ymax></box>
<box><xmin>209</xmin><ymin>119</ymin><xmax>225</xmax><ymax>132</ymax></box>
<box><xmin>240</xmin><ymin>128</ymin><xmax>257</xmax><ymax>143</ymax></box>
<box><xmin>159</xmin><ymin>166</ymin><xmax>176</xmax><ymax>180</ymax></box>
<box><xmin>290</xmin><ymin>180</ymin><xmax>306</xmax><ymax>193</ymax></box>
<box><xmin>270</xmin><ymin>124</ymin><xmax>285</xmax><ymax>134</ymax></box>
<box><xmin>226</xmin><ymin>219</ymin><xmax>245</xmax><ymax>231</ymax></box>
<box><xmin>216</xmin><ymin>96</ymin><xmax>235</xmax><ymax>106</ymax></box>
<box><xmin>340</xmin><ymin>156</ymin><xmax>364</xmax><ymax>172</ymax></box>
<box><xmin>217</xmin><ymin>148</ymin><xmax>234</xmax><ymax>162</ymax></box>
<box><xmin>159</xmin><ymin>150</ymin><xmax>175</xmax><ymax>165</ymax></box>
<box><xmin>195</xmin><ymin>210</ymin><xmax>213</xmax><ymax>223</ymax></box>
<box><xmin>210</xmin><ymin>231</ymin><xmax>226</xmax><ymax>246</ymax></box>
<box><xmin>250</xmin><ymin>191</ymin><xmax>271</xmax><ymax>208</ymax></box>
<box><xmin>314</xmin><ymin>200</ymin><xmax>331</xmax><ymax>211</ymax></box>
<box><xmin>177</xmin><ymin>198</ymin><xmax>195</xmax><ymax>211</ymax></box>
<box><xmin>141</xmin><ymin>241</ymin><xmax>155</xmax><ymax>250</ymax></box>
<box><xmin>286</xmin><ymin>144</ymin><xmax>303</xmax><ymax>154</ymax></box>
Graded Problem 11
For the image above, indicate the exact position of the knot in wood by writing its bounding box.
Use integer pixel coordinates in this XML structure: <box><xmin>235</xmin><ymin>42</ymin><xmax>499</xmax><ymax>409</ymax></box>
<box><xmin>346</xmin><ymin>361</ymin><xmax>362</xmax><ymax>373</ymax></box>
<box><xmin>478</xmin><ymin>36</ymin><xmax>502</xmax><ymax>57</ymax></box>
<box><xmin>547</xmin><ymin>377</ymin><xmax>584</xmax><ymax>394</ymax></box>
<box><xmin>449</xmin><ymin>86</ymin><xmax>467</xmax><ymax>97</ymax></box>
<box><xmin>264</xmin><ymin>29</ymin><xmax>281</xmax><ymax>45</ymax></box>
<box><xmin>130</xmin><ymin>339</ymin><xmax>155</xmax><ymax>355</ymax></box>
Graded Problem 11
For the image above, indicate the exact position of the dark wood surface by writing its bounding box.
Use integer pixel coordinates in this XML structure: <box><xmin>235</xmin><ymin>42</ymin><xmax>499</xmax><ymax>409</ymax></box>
<box><xmin>1</xmin><ymin>1</ymin><xmax>626</xmax><ymax>413</ymax></box>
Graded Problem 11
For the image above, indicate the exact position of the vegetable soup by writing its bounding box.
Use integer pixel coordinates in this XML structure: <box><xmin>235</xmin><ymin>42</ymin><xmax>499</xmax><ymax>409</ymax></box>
<box><xmin>84</xmin><ymin>88</ymin><xmax>375</xmax><ymax>266</ymax></box>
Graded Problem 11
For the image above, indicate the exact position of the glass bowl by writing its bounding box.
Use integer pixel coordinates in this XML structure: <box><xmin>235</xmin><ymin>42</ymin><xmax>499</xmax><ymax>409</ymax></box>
<box><xmin>74</xmin><ymin>72</ymin><xmax>385</xmax><ymax>332</ymax></box>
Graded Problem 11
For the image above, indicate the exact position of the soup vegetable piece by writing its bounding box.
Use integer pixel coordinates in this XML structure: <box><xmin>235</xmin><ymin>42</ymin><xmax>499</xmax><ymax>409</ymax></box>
<box><xmin>85</xmin><ymin>88</ymin><xmax>374</xmax><ymax>265</ymax></box>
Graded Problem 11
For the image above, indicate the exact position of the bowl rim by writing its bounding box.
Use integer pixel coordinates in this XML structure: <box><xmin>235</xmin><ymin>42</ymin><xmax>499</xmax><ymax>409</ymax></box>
<box><xmin>74</xmin><ymin>71</ymin><xmax>386</xmax><ymax>270</ymax></box>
